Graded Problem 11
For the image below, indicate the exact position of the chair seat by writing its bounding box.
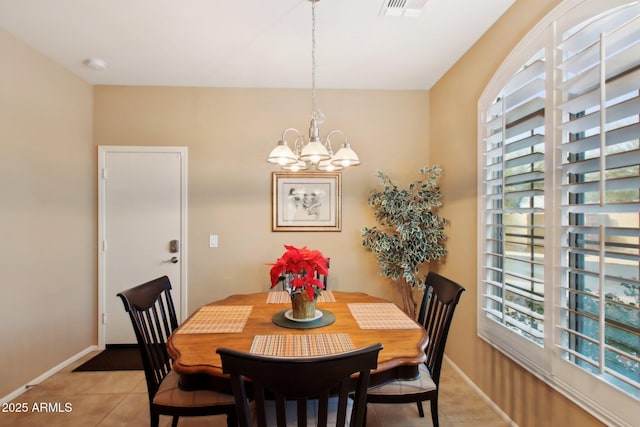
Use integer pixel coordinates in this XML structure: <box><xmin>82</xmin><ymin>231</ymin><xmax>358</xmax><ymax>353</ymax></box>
<box><xmin>367</xmin><ymin>364</ymin><xmax>436</xmax><ymax>397</ymax></box>
<box><xmin>153</xmin><ymin>370</ymin><xmax>236</xmax><ymax>408</ymax></box>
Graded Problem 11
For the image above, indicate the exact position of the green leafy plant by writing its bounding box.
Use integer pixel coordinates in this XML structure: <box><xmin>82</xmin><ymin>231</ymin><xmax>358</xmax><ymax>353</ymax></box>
<box><xmin>362</xmin><ymin>165</ymin><xmax>447</xmax><ymax>318</ymax></box>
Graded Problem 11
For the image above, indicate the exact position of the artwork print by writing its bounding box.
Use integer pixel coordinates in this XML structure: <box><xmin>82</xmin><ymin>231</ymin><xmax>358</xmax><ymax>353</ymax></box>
<box><xmin>272</xmin><ymin>172</ymin><xmax>341</xmax><ymax>231</ymax></box>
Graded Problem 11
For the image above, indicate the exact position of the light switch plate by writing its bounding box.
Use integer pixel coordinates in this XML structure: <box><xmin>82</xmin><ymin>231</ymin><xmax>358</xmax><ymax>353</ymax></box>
<box><xmin>209</xmin><ymin>234</ymin><xmax>218</xmax><ymax>248</ymax></box>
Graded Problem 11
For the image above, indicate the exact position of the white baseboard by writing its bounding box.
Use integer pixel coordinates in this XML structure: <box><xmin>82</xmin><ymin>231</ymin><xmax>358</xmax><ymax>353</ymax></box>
<box><xmin>0</xmin><ymin>345</ymin><xmax>98</xmax><ymax>404</ymax></box>
<box><xmin>444</xmin><ymin>355</ymin><xmax>518</xmax><ymax>427</ymax></box>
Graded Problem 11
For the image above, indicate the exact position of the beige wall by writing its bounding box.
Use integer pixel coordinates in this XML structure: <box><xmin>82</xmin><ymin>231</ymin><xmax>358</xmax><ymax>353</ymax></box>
<box><xmin>430</xmin><ymin>0</ymin><xmax>602</xmax><ymax>426</ymax></box>
<box><xmin>0</xmin><ymin>29</ymin><xmax>94</xmax><ymax>397</ymax></box>
<box><xmin>93</xmin><ymin>86</ymin><xmax>430</xmax><ymax>313</ymax></box>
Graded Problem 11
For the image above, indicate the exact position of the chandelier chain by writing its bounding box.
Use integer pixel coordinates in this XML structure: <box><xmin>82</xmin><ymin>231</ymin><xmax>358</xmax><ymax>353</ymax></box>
<box><xmin>311</xmin><ymin>0</ymin><xmax>318</xmax><ymax>118</ymax></box>
<box><xmin>310</xmin><ymin>0</ymin><xmax>324</xmax><ymax>124</ymax></box>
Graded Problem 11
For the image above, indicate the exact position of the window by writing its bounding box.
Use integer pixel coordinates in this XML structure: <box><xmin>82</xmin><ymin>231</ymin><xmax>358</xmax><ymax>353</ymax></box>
<box><xmin>482</xmin><ymin>48</ymin><xmax>546</xmax><ymax>346</ymax></box>
<box><xmin>478</xmin><ymin>1</ymin><xmax>639</xmax><ymax>425</ymax></box>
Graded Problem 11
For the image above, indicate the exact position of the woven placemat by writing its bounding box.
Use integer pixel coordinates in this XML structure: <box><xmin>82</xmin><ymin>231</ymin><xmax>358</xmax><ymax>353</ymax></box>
<box><xmin>266</xmin><ymin>290</ymin><xmax>336</xmax><ymax>304</ymax></box>
<box><xmin>250</xmin><ymin>333</ymin><xmax>354</xmax><ymax>357</ymax></box>
<box><xmin>348</xmin><ymin>303</ymin><xmax>421</xmax><ymax>330</ymax></box>
<box><xmin>175</xmin><ymin>305</ymin><xmax>253</xmax><ymax>334</ymax></box>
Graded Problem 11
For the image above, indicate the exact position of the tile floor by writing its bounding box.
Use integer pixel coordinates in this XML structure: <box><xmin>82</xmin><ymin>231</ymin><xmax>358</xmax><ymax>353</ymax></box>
<box><xmin>1</xmin><ymin>351</ymin><xmax>511</xmax><ymax>426</ymax></box>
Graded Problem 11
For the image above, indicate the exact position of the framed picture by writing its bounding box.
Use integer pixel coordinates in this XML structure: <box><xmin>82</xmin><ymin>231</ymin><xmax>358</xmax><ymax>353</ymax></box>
<box><xmin>272</xmin><ymin>172</ymin><xmax>341</xmax><ymax>232</ymax></box>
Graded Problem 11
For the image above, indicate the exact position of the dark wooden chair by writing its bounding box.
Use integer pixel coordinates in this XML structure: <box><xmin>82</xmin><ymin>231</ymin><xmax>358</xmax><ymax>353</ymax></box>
<box><xmin>117</xmin><ymin>276</ymin><xmax>237</xmax><ymax>427</ymax></box>
<box><xmin>217</xmin><ymin>343</ymin><xmax>383</xmax><ymax>427</ymax></box>
<box><xmin>365</xmin><ymin>272</ymin><xmax>465</xmax><ymax>427</ymax></box>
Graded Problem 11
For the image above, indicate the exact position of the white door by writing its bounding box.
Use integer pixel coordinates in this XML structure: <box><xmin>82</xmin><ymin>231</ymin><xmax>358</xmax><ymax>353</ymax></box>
<box><xmin>98</xmin><ymin>146</ymin><xmax>187</xmax><ymax>347</ymax></box>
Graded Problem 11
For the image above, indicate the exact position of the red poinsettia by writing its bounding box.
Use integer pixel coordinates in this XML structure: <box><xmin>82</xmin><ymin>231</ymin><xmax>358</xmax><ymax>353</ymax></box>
<box><xmin>268</xmin><ymin>245</ymin><xmax>329</xmax><ymax>301</ymax></box>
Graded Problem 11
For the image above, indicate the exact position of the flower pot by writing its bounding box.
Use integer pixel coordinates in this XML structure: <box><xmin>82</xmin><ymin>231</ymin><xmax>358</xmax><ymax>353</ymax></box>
<box><xmin>291</xmin><ymin>293</ymin><xmax>318</xmax><ymax>319</ymax></box>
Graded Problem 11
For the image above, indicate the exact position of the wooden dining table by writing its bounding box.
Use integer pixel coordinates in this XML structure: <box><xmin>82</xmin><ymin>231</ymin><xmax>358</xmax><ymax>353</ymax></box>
<box><xmin>167</xmin><ymin>290</ymin><xmax>427</xmax><ymax>392</ymax></box>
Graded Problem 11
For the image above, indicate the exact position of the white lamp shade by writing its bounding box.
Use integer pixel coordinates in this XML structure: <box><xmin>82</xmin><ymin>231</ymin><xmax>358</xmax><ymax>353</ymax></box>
<box><xmin>299</xmin><ymin>141</ymin><xmax>330</xmax><ymax>164</ymax></box>
<box><xmin>267</xmin><ymin>141</ymin><xmax>297</xmax><ymax>165</ymax></box>
<box><xmin>283</xmin><ymin>160</ymin><xmax>308</xmax><ymax>172</ymax></box>
<box><xmin>330</xmin><ymin>143</ymin><xmax>360</xmax><ymax>167</ymax></box>
<box><xmin>317</xmin><ymin>159</ymin><xmax>343</xmax><ymax>171</ymax></box>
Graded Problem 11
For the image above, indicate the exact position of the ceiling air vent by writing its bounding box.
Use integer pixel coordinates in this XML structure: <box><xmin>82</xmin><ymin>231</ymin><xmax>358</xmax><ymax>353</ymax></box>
<box><xmin>379</xmin><ymin>0</ymin><xmax>428</xmax><ymax>17</ymax></box>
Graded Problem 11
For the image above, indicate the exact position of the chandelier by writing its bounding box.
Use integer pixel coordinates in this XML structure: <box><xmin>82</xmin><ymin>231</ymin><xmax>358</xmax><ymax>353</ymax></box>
<box><xmin>266</xmin><ymin>0</ymin><xmax>360</xmax><ymax>172</ymax></box>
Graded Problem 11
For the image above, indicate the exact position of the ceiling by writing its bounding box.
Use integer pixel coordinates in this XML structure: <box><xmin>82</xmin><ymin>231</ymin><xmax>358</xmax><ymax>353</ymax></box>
<box><xmin>0</xmin><ymin>0</ymin><xmax>515</xmax><ymax>90</ymax></box>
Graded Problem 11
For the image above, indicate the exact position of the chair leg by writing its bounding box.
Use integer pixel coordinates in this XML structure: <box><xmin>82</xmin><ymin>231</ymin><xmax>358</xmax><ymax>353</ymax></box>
<box><xmin>417</xmin><ymin>401</ymin><xmax>424</xmax><ymax>417</ymax></box>
<box><xmin>226</xmin><ymin>411</ymin><xmax>238</xmax><ymax>427</ymax></box>
<box><xmin>430</xmin><ymin>398</ymin><xmax>439</xmax><ymax>427</ymax></box>
<box><xmin>171</xmin><ymin>415</ymin><xmax>179</xmax><ymax>427</ymax></box>
<box><xmin>150</xmin><ymin>410</ymin><xmax>160</xmax><ymax>427</ymax></box>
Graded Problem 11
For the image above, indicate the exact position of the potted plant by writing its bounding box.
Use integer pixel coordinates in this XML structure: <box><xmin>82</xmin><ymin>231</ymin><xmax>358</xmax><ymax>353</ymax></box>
<box><xmin>361</xmin><ymin>165</ymin><xmax>447</xmax><ymax>319</ymax></box>
<box><xmin>268</xmin><ymin>245</ymin><xmax>329</xmax><ymax>319</ymax></box>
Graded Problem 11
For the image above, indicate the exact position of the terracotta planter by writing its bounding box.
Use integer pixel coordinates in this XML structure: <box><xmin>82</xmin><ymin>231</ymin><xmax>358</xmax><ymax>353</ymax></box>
<box><xmin>291</xmin><ymin>293</ymin><xmax>318</xmax><ymax>319</ymax></box>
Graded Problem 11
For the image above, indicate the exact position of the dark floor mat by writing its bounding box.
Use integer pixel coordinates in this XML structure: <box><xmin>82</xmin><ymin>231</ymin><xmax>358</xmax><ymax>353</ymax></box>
<box><xmin>73</xmin><ymin>345</ymin><xmax>142</xmax><ymax>371</ymax></box>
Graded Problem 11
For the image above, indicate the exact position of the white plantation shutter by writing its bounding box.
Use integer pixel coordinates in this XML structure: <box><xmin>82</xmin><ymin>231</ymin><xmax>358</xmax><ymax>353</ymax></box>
<box><xmin>478</xmin><ymin>1</ymin><xmax>639</xmax><ymax>425</ymax></box>
<box><xmin>481</xmin><ymin>52</ymin><xmax>546</xmax><ymax>346</ymax></box>
<box><xmin>557</xmin><ymin>2</ymin><xmax>640</xmax><ymax>398</ymax></box>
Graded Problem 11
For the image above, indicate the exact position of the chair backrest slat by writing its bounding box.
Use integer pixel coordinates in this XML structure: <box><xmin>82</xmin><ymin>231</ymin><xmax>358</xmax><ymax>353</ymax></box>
<box><xmin>218</xmin><ymin>343</ymin><xmax>382</xmax><ymax>427</ymax></box>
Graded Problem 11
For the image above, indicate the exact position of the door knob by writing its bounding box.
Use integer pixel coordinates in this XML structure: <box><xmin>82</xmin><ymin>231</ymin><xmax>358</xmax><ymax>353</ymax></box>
<box><xmin>166</xmin><ymin>256</ymin><xmax>179</xmax><ymax>264</ymax></box>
